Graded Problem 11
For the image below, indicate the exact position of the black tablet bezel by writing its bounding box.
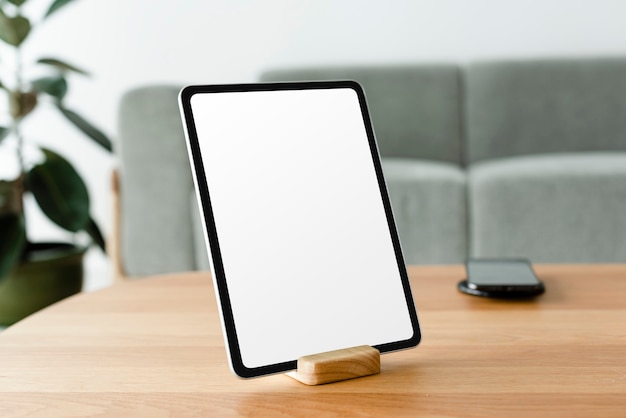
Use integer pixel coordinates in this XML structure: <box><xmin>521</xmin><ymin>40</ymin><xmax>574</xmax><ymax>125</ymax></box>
<box><xmin>179</xmin><ymin>81</ymin><xmax>421</xmax><ymax>378</ymax></box>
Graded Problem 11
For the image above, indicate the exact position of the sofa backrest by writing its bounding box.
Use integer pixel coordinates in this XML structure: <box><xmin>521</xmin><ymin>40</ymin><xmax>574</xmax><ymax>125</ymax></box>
<box><xmin>116</xmin><ymin>58</ymin><xmax>626</xmax><ymax>276</ymax></box>
<box><xmin>466</xmin><ymin>57</ymin><xmax>626</xmax><ymax>163</ymax></box>
<box><xmin>260</xmin><ymin>65</ymin><xmax>463</xmax><ymax>165</ymax></box>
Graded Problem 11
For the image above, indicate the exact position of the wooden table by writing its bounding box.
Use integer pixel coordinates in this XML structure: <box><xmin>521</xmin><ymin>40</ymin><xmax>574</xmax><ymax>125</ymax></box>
<box><xmin>0</xmin><ymin>265</ymin><xmax>625</xmax><ymax>417</ymax></box>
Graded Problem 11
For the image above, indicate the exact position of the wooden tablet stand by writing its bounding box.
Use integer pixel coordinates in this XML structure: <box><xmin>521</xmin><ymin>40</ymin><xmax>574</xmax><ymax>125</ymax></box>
<box><xmin>287</xmin><ymin>345</ymin><xmax>380</xmax><ymax>385</ymax></box>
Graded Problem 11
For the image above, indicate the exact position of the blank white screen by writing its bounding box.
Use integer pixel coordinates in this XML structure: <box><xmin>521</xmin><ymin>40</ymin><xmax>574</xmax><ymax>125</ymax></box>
<box><xmin>190</xmin><ymin>87</ymin><xmax>414</xmax><ymax>369</ymax></box>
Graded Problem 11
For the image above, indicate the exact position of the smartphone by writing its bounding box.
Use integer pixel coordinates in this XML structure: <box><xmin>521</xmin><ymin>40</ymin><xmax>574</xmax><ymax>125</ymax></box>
<box><xmin>458</xmin><ymin>258</ymin><xmax>545</xmax><ymax>298</ymax></box>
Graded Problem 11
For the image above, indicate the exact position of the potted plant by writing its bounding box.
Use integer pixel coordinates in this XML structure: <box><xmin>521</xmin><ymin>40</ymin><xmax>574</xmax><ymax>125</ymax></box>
<box><xmin>0</xmin><ymin>0</ymin><xmax>111</xmax><ymax>325</ymax></box>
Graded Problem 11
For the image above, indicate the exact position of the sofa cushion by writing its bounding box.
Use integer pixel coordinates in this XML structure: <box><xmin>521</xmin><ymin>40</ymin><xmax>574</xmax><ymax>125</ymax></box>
<box><xmin>469</xmin><ymin>152</ymin><xmax>626</xmax><ymax>262</ymax></box>
<box><xmin>260</xmin><ymin>65</ymin><xmax>463</xmax><ymax>165</ymax></box>
<box><xmin>382</xmin><ymin>158</ymin><xmax>467</xmax><ymax>264</ymax></box>
<box><xmin>117</xmin><ymin>85</ymin><xmax>198</xmax><ymax>276</ymax></box>
<box><xmin>466</xmin><ymin>57</ymin><xmax>626</xmax><ymax>163</ymax></box>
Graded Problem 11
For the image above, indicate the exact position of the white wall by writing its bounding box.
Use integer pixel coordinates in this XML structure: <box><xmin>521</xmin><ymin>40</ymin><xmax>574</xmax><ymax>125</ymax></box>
<box><xmin>7</xmin><ymin>0</ymin><xmax>626</xmax><ymax>289</ymax></box>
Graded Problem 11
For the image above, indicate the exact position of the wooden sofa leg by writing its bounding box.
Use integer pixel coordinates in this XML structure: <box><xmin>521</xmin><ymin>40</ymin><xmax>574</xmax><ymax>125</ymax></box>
<box><xmin>109</xmin><ymin>169</ymin><xmax>128</xmax><ymax>282</ymax></box>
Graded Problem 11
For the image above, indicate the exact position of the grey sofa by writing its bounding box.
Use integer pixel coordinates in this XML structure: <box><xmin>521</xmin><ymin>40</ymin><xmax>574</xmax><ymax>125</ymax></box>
<box><xmin>116</xmin><ymin>57</ymin><xmax>626</xmax><ymax>277</ymax></box>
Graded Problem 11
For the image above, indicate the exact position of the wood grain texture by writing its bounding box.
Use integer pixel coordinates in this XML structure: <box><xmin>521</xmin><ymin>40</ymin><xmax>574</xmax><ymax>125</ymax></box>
<box><xmin>288</xmin><ymin>345</ymin><xmax>380</xmax><ymax>385</ymax></box>
<box><xmin>0</xmin><ymin>265</ymin><xmax>625</xmax><ymax>417</ymax></box>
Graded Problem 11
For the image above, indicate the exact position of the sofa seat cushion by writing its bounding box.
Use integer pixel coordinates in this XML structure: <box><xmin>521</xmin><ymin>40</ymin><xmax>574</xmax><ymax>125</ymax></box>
<box><xmin>382</xmin><ymin>158</ymin><xmax>466</xmax><ymax>264</ymax></box>
<box><xmin>469</xmin><ymin>152</ymin><xmax>626</xmax><ymax>262</ymax></box>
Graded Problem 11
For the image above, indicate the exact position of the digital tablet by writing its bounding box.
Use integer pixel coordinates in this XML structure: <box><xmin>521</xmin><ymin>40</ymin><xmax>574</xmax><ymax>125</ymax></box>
<box><xmin>178</xmin><ymin>81</ymin><xmax>420</xmax><ymax>378</ymax></box>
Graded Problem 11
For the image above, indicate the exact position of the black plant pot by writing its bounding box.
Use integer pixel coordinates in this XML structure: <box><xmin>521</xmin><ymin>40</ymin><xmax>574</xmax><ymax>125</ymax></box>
<box><xmin>0</xmin><ymin>242</ymin><xmax>86</xmax><ymax>326</ymax></box>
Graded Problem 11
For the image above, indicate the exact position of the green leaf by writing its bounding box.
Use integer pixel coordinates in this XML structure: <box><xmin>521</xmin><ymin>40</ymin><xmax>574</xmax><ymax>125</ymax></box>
<box><xmin>31</xmin><ymin>76</ymin><xmax>68</xmax><ymax>100</ymax></box>
<box><xmin>27</xmin><ymin>148</ymin><xmax>90</xmax><ymax>232</ymax></box>
<box><xmin>9</xmin><ymin>89</ymin><xmax>38</xmax><ymax>119</ymax></box>
<box><xmin>7</xmin><ymin>0</ymin><xmax>29</xmax><ymax>6</ymax></box>
<box><xmin>85</xmin><ymin>217</ymin><xmax>105</xmax><ymax>251</ymax></box>
<box><xmin>0</xmin><ymin>213</ymin><xmax>26</xmax><ymax>281</ymax></box>
<box><xmin>37</xmin><ymin>57</ymin><xmax>90</xmax><ymax>76</ymax></box>
<box><xmin>0</xmin><ymin>126</ymin><xmax>10</xmax><ymax>143</ymax></box>
<box><xmin>0</xmin><ymin>10</ymin><xmax>31</xmax><ymax>47</ymax></box>
<box><xmin>57</xmin><ymin>105</ymin><xmax>113</xmax><ymax>152</ymax></box>
<box><xmin>44</xmin><ymin>0</ymin><xmax>76</xmax><ymax>19</ymax></box>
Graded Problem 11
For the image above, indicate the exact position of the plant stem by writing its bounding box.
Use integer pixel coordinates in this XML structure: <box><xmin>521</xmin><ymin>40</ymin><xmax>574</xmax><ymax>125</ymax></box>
<box><xmin>13</xmin><ymin>43</ymin><xmax>27</xmax><ymax>238</ymax></box>
<box><xmin>14</xmin><ymin>124</ymin><xmax>25</xmax><ymax>182</ymax></box>
<box><xmin>14</xmin><ymin>45</ymin><xmax>24</xmax><ymax>173</ymax></box>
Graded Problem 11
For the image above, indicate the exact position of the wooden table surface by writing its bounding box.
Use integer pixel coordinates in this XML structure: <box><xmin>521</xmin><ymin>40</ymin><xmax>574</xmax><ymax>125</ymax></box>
<box><xmin>1</xmin><ymin>265</ymin><xmax>625</xmax><ymax>417</ymax></box>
